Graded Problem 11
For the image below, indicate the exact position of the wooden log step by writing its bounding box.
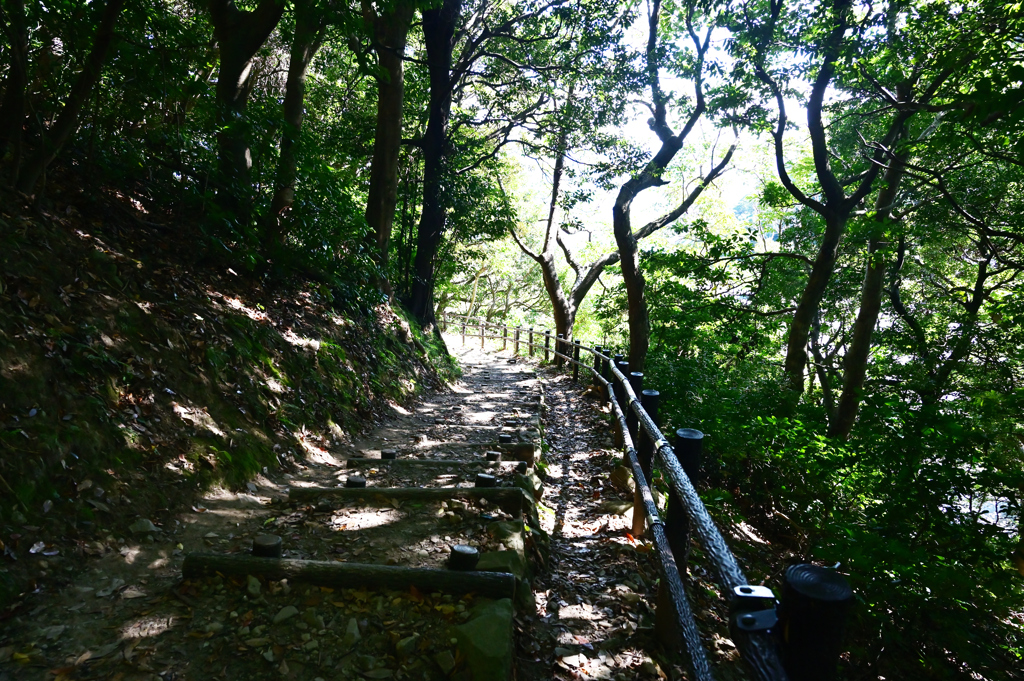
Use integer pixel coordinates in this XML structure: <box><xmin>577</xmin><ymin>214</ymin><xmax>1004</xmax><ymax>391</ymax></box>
<box><xmin>344</xmin><ymin>458</ymin><xmax>519</xmax><ymax>470</ymax></box>
<box><xmin>182</xmin><ymin>553</ymin><xmax>516</xmax><ymax>599</ymax></box>
<box><xmin>288</xmin><ymin>486</ymin><xmax>532</xmax><ymax>517</ymax></box>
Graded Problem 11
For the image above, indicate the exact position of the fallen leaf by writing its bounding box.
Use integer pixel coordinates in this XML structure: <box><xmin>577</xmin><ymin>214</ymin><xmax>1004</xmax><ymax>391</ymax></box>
<box><xmin>121</xmin><ymin>586</ymin><xmax>147</xmax><ymax>599</ymax></box>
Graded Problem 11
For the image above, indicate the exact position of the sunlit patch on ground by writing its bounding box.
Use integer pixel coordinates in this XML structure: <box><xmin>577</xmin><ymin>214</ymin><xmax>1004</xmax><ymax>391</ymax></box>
<box><xmin>119</xmin><ymin>615</ymin><xmax>177</xmax><ymax>639</ymax></box>
<box><xmin>172</xmin><ymin>402</ymin><xmax>225</xmax><ymax>437</ymax></box>
<box><xmin>281</xmin><ymin>329</ymin><xmax>321</xmax><ymax>350</ymax></box>
<box><xmin>219</xmin><ymin>294</ymin><xmax>270</xmax><ymax>323</ymax></box>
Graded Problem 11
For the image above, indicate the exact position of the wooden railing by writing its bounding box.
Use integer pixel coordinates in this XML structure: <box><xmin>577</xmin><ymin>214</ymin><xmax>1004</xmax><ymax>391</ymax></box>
<box><xmin>442</xmin><ymin>313</ymin><xmax>854</xmax><ymax>681</ymax></box>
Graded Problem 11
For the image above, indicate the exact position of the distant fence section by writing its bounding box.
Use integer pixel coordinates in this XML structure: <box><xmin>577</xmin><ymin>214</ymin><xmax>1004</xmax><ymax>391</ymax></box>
<box><xmin>441</xmin><ymin>313</ymin><xmax>854</xmax><ymax>681</ymax></box>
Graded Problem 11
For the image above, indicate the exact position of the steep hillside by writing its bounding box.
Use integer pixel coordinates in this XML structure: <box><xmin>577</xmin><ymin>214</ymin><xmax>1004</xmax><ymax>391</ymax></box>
<box><xmin>0</xmin><ymin>181</ymin><xmax>452</xmax><ymax>603</ymax></box>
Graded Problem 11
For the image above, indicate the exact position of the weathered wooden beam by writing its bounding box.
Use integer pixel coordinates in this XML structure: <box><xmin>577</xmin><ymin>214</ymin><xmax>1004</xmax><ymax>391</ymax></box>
<box><xmin>182</xmin><ymin>553</ymin><xmax>516</xmax><ymax>599</ymax></box>
<box><xmin>288</xmin><ymin>486</ymin><xmax>530</xmax><ymax>517</ymax></box>
<box><xmin>344</xmin><ymin>458</ymin><xmax>512</xmax><ymax>470</ymax></box>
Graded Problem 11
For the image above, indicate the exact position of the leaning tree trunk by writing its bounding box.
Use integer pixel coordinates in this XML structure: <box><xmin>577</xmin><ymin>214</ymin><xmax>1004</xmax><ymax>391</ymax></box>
<box><xmin>829</xmin><ymin>152</ymin><xmax>907</xmax><ymax>439</ymax></box>
<box><xmin>782</xmin><ymin>212</ymin><xmax>847</xmax><ymax>393</ymax></box>
<box><xmin>364</xmin><ymin>1</ymin><xmax>414</xmax><ymax>292</ymax></box>
<box><xmin>15</xmin><ymin>0</ymin><xmax>124</xmax><ymax>195</ymax></box>
<box><xmin>208</xmin><ymin>0</ymin><xmax>284</xmax><ymax>228</ymax></box>
<box><xmin>265</xmin><ymin>1</ymin><xmax>326</xmax><ymax>249</ymax></box>
<box><xmin>408</xmin><ymin>0</ymin><xmax>461</xmax><ymax>328</ymax></box>
<box><xmin>0</xmin><ymin>0</ymin><xmax>29</xmax><ymax>176</ymax></box>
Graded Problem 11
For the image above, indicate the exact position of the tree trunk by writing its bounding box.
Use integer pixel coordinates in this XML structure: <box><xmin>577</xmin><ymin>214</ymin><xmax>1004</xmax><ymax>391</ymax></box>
<box><xmin>782</xmin><ymin>212</ymin><xmax>847</xmax><ymax>393</ymax></box>
<box><xmin>829</xmin><ymin>152</ymin><xmax>907</xmax><ymax>439</ymax></box>
<box><xmin>15</xmin><ymin>0</ymin><xmax>124</xmax><ymax>195</ymax></box>
<box><xmin>208</xmin><ymin>0</ymin><xmax>284</xmax><ymax>227</ymax></box>
<box><xmin>265</xmin><ymin>1</ymin><xmax>326</xmax><ymax>249</ymax></box>
<box><xmin>364</xmin><ymin>1</ymin><xmax>414</xmax><ymax>292</ymax></box>
<box><xmin>524</xmin><ymin>103</ymin><xmax>577</xmax><ymax>356</ymax></box>
<box><xmin>0</xmin><ymin>0</ymin><xmax>28</xmax><ymax>175</ymax></box>
<box><xmin>408</xmin><ymin>0</ymin><xmax>461</xmax><ymax>327</ymax></box>
<box><xmin>612</xmin><ymin>200</ymin><xmax>650</xmax><ymax>372</ymax></box>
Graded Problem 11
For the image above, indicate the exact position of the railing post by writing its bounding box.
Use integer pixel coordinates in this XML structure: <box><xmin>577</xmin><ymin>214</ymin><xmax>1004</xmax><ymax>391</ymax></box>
<box><xmin>613</xmin><ymin>360</ymin><xmax>629</xmax><ymax>409</ymax></box>
<box><xmin>612</xmin><ymin>360</ymin><xmax>629</xmax><ymax>448</ymax></box>
<box><xmin>480</xmin><ymin>321</ymin><xmax>485</xmax><ymax>348</ymax></box>
<box><xmin>627</xmin><ymin>372</ymin><xmax>643</xmax><ymax>444</ymax></box>
<box><xmin>600</xmin><ymin>352</ymin><xmax>612</xmax><ymax>397</ymax></box>
<box><xmin>461</xmin><ymin>322</ymin><xmax>466</xmax><ymax>346</ymax></box>
<box><xmin>571</xmin><ymin>341</ymin><xmax>580</xmax><ymax>382</ymax></box>
<box><xmin>670</xmin><ymin>428</ymin><xmax>703</xmax><ymax>575</ymax></box>
<box><xmin>654</xmin><ymin>427</ymin><xmax>701</xmax><ymax>651</ymax></box>
<box><xmin>555</xmin><ymin>333</ymin><xmax>564</xmax><ymax>367</ymax></box>
<box><xmin>528</xmin><ymin>327</ymin><xmax>534</xmax><ymax>357</ymax></box>
<box><xmin>779</xmin><ymin>564</ymin><xmax>853</xmax><ymax>681</ymax></box>
<box><xmin>502</xmin><ymin>326</ymin><xmax>508</xmax><ymax>351</ymax></box>
<box><xmin>592</xmin><ymin>346</ymin><xmax>602</xmax><ymax>385</ymax></box>
<box><xmin>632</xmin><ymin>389</ymin><xmax>659</xmax><ymax>537</ymax></box>
<box><xmin>544</xmin><ymin>332</ymin><xmax>550</xmax><ymax>362</ymax></box>
<box><xmin>514</xmin><ymin>328</ymin><xmax>520</xmax><ymax>355</ymax></box>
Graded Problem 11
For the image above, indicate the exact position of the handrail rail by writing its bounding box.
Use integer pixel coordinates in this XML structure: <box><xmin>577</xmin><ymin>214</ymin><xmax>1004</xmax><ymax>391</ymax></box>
<box><xmin>440</xmin><ymin>312</ymin><xmax>850</xmax><ymax>681</ymax></box>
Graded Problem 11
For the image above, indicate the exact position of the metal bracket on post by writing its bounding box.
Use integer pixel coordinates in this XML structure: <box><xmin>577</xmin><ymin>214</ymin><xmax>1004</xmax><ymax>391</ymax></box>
<box><xmin>730</xmin><ymin>584</ymin><xmax>778</xmax><ymax>634</ymax></box>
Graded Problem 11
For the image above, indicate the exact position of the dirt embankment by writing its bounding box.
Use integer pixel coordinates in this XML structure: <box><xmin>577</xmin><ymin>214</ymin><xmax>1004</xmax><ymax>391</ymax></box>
<box><xmin>0</xmin><ymin>186</ymin><xmax>448</xmax><ymax>606</ymax></box>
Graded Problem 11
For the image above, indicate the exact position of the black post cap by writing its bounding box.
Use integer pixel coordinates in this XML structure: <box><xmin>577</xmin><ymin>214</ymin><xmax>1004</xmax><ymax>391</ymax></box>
<box><xmin>381</xmin><ymin>449</ymin><xmax>397</xmax><ymax>460</ymax></box>
<box><xmin>449</xmin><ymin>544</ymin><xmax>479</xmax><ymax>570</ymax></box>
<box><xmin>252</xmin><ymin>534</ymin><xmax>283</xmax><ymax>558</ymax></box>
<box><xmin>485</xmin><ymin>451</ymin><xmax>501</xmax><ymax>462</ymax></box>
<box><xmin>345</xmin><ymin>475</ymin><xmax>366</xmax><ymax>488</ymax></box>
<box><xmin>475</xmin><ymin>473</ymin><xmax>497</xmax><ymax>488</ymax></box>
<box><xmin>676</xmin><ymin>428</ymin><xmax>704</xmax><ymax>441</ymax></box>
<box><xmin>498</xmin><ymin>433</ymin><xmax>514</xmax><ymax>445</ymax></box>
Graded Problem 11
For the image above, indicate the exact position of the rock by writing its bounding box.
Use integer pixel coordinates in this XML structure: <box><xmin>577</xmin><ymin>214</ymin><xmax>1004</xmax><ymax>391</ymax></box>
<box><xmin>515</xmin><ymin>578</ymin><xmax>536</xmax><ymax>614</ymax></box>
<box><xmin>303</xmin><ymin>608</ymin><xmax>323</xmax><ymax>628</ymax></box>
<box><xmin>613</xmin><ymin>584</ymin><xmax>641</xmax><ymax>604</ymax></box>
<box><xmin>598</xmin><ymin>500</ymin><xmax>633</xmax><ymax>516</ymax></box>
<box><xmin>396</xmin><ymin>633</ymin><xmax>419</xmax><ymax>657</ymax></box>
<box><xmin>513</xmin><ymin>472</ymin><xmax>543</xmax><ymax>500</ymax></box>
<box><xmin>454</xmin><ymin>598</ymin><xmax>514</xmax><ymax>681</ymax></box>
<box><xmin>609</xmin><ymin>466</ymin><xmax>634</xmax><ymax>493</ymax></box>
<box><xmin>342</xmin><ymin>617</ymin><xmax>361</xmax><ymax>647</ymax></box>
<box><xmin>129</xmin><ymin>518</ymin><xmax>159</xmax><ymax>534</ymax></box>
<box><xmin>205</xmin><ymin>621</ymin><xmax>224</xmax><ymax>634</ymax></box>
<box><xmin>476</xmin><ymin>551</ymin><xmax>526</xmax><ymax>579</ymax></box>
<box><xmin>304</xmin><ymin>639</ymin><xmax>319</xmax><ymax>651</ymax></box>
<box><xmin>273</xmin><ymin>605</ymin><xmax>299</xmax><ymax>624</ymax></box>
<box><xmin>434</xmin><ymin>650</ymin><xmax>456</xmax><ymax>674</ymax></box>
<box><xmin>40</xmin><ymin>625</ymin><xmax>65</xmax><ymax>640</ymax></box>
<box><xmin>246</xmin><ymin>575</ymin><xmax>261</xmax><ymax>597</ymax></box>
<box><xmin>488</xmin><ymin>521</ymin><xmax>523</xmax><ymax>543</ymax></box>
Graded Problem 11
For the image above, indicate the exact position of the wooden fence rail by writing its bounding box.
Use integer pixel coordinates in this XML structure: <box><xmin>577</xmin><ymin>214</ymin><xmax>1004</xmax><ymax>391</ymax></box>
<box><xmin>440</xmin><ymin>313</ymin><xmax>853</xmax><ymax>681</ymax></box>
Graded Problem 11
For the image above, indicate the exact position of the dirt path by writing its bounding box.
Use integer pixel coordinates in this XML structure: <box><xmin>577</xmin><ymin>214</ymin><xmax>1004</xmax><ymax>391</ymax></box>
<box><xmin>515</xmin><ymin>361</ymin><xmax>678</xmax><ymax>681</ymax></box>
<box><xmin>0</xmin><ymin>338</ymin><xmax>678</xmax><ymax>681</ymax></box>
